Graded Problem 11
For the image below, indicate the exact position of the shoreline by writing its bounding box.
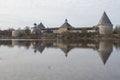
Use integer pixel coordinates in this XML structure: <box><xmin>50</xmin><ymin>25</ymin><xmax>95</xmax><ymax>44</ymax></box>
<box><xmin>0</xmin><ymin>37</ymin><xmax>120</xmax><ymax>41</ymax></box>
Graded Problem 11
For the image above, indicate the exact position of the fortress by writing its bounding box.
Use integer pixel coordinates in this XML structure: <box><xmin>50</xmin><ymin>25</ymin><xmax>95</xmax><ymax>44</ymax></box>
<box><xmin>12</xmin><ymin>12</ymin><xmax>113</xmax><ymax>37</ymax></box>
<box><xmin>31</xmin><ymin>11</ymin><xmax>113</xmax><ymax>35</ymax></box>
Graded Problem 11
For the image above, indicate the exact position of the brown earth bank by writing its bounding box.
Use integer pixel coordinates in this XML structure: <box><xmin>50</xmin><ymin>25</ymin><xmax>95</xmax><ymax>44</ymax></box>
<box><xmin>0</xmin><ymin>33</ymin><xmax>120</xmax><ymax>40</ymax></box>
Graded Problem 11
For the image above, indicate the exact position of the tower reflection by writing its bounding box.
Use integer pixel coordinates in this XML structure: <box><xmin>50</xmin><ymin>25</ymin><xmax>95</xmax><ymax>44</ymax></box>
<box><xmin>96</xmin><ymin>40</ymin><xmax>113</xmax><ymax>64</ymax></box>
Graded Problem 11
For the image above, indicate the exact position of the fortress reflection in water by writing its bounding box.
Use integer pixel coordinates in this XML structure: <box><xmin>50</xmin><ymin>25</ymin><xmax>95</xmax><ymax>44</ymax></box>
<box><xmin>0</xmin><ymin>39</ymin><xmax>120</xmax><ymax>64</ymax></box>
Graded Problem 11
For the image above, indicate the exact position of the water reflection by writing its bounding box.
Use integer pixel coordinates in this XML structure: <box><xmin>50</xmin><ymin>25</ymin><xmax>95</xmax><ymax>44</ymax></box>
<box><xmin>0</xmin><ymin>39</ymin><xmax>119</xmax><ymax>64</ymax></box>
<box><xmin>96</xmin><ymin>40</ymin><xmax>113</xmax><ymax>64</ymax></box>
<box><xmin>33</xmin><ymin>41</ymin><xmax>45</xmax><ymax>53</ymax></box>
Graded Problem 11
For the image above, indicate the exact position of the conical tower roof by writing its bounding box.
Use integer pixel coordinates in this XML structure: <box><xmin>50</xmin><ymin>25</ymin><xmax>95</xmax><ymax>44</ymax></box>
<box><xmin>37</xmin><ymin>22</ymin><xmax>45</xmax><ymax>29</ymax></box>
<box><xmin>60</xmin><ymin>19</ymin><xmax>73</xmax><ymax>28</ymax></box>
<box><xmin>98</xmin><ymin>12</ymin><xmax>112</xmax><ymax>25</ymax></box>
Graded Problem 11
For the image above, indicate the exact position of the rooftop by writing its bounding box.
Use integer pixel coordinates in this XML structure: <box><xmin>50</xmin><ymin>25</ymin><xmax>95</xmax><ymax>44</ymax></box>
<box><xmin>37</xmin><ymin>22</ymin><xmax>46</xmax><ymax>29</ymax></box>
<box><xmin>98</xmin><ymin>11</ymin><xmax>112</xmax><ymax>26</ymax></box>
<box><xmin>60</xmin><ymin>19</ymin><xmax>73</xmax><ymax>28</ymax></box>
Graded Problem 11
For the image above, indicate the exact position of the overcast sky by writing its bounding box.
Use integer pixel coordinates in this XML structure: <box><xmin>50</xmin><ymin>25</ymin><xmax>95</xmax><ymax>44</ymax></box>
<box><xmin>0</xmin><ymin>0</ymin><xmax>120</xmax><ymax>29</ymax></box>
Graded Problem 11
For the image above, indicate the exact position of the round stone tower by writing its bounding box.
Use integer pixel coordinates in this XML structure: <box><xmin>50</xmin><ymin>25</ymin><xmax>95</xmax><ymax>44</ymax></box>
<box><xmin>97</xmin><ymin>12</ymin><xmax>113</xmax><ymax>35</ymax></box>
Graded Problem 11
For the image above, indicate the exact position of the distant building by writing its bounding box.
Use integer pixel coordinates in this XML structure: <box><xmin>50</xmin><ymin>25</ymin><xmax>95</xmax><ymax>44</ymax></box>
<box><xmin>54</xmin><ymin>19</ymin><xmax>96</xmax><ymax>34</ymax></box>
<box><xmin>31</xmin><ymin>19</ymin><xmax>96</xmax><ymax>35</ymax></box>
<box><xmin>30</xmin><ymin>12</ymin><xmax>113</xmax><ymax>36</ymax></box>
<box><xmin>57</xmin><ymin>19</ymin><xmax>73</xmax><ymax>33</ymax></box>
<box><xmin>31</xmin><ymin>22</ymin><xmax>46</xmax><ymax>35</ymax></box>
<box><xmin>97</xmin><ymin>12</ymin><xmax>113</xmax><ymax>35</ymax></box>
<box><xmin>12</xmin><ymin>30</ymin><xmax>25</xmax><ymax>37</ymax></box>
